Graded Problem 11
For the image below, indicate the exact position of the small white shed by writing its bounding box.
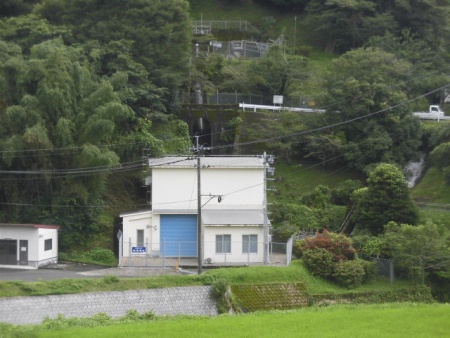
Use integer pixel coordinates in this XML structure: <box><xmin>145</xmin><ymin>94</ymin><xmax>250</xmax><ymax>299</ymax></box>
<box><xmin>120</xmin><ymin>210</ymin><xmax>155</xmax><ymax>257</ymax></box>
<box><xmin>0</xmin><ymin>223</ymin><xmax>60</xmax><ymax>268</ymax></box>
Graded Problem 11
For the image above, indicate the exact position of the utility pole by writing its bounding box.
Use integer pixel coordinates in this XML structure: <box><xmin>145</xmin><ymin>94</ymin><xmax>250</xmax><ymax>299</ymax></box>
<box><xmin>293</xmin><ymin>16</ymin><xmax>297</xmax><ymax>54</ymax></box>
<box><xmin>193</xmin><ymin>135</ymin><xmax>203</xmax><ymax>275</ymax></box>
<box><xmin>263</xmin><ymin>152</ymin><xmax>275</xmax><ymax>265</ymax></box>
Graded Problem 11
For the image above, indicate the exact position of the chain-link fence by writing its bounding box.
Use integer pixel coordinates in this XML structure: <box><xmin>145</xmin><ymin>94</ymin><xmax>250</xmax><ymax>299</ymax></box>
<box><xmin>119</xmin><ymin>239</ymin><xmax>289</xmax><ymax>268</ymax></box>
<box><xmin>192</xmin><ymin>20</ymin><xmax>259</xmax><ymax>34</ymax></box>
<box><xmin>360</xmin><ymin>255</ymin><xmax>394</xmax><ymax>283</ymax></box>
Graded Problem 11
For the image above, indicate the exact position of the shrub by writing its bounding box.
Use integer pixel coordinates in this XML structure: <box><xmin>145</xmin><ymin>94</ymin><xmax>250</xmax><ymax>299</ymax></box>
<box><xmin>333</xmin><ymin>260</ymin><xmax>365</xmax><ymax>289</ymax></box>
<box><xmin>359</xmin><ymin>259</ymin><xmax>376</xmax><ymax>283</ymax></box>
<box><xmin>301</xmin><ymin>231</ymin><xmax>356</xmax><ymax>261</ymax></box>
<box><xmin>210</xmin><ymin>278</ymin><xmax>231</xmax><ymax>314</ymax></box>
<box><xmin>292</xmin><ymin>240</ymin><xmax>304</xmax><ymax>258</ymax></box>
<box><xmin>272</xmin><ymin>222</ymin><xmax>300</xmax><ymax>242</ymax></box>
<box><xmin>86</xmin><ymin>248</ymin><xmax>116</xmax><ymax>265</ymax></box>
<box><xmin>302</xmin><ymin>248</ymin><xmax>334</xmax><ymax>278</ymax></box>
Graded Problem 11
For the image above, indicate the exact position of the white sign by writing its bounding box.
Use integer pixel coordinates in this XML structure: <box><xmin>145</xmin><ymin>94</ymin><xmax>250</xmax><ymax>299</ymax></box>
<box><xmin>273</xmin><ymin>95</ymin><xmax>283</xmax><ymax>105</ymax></box>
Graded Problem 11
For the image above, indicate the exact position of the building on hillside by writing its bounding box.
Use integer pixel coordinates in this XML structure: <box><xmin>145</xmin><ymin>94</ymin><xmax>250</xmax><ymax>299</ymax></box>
<box><xmin>0</xmin><ymin>223</ymin><xmax>60</xmax><ymax>268</ymax></box>
<box><xmin>119</xmin><ymin>155</ymin><xmax>274</xmax><ymax>266</ymax></box>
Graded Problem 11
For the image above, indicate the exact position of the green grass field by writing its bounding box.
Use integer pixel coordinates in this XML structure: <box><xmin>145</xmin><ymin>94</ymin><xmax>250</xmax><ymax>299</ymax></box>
<box><xmin>27</xmin><ymin>303</ymin><xmax>449</xmax><ymax>338</ymax></box>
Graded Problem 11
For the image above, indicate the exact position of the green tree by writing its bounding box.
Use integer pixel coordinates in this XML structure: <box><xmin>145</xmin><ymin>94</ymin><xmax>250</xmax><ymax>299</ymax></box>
<box><xmin>246</xmin><ymin>48</ymin><xmax>309</xmax><ymax>96</ymax></box>
<box><xmin>365</xmin><ymin>222</ymin><xmax>449</xmax><ymax>285</ymax></box>
<box><xmin>36</xmin><ymin>0</ymin><xmax>192</xmax><ymax>114</ymax></box>
<box><xmin>430</xmin><ymin>142</ymin><xmax>450</xmax><ymax>184</ymax></box>
<box><xmin>305</xmin><ymin>0</ymin><xmax>377</xmax><ymax>53</ymax></box>
<box><xmin>307</xmin><ymin>47</ymin><xmax>422</xmax><ymax>170</ymax></box>
<box><xmin>352</xmin><ymin>163</ymin><xmax>418</xmax><ymax>234</ymax></box>
<box><xmin>367</xmin><ymin>30</ymin><xmax>450</xmax><ymax>101</ymax></box>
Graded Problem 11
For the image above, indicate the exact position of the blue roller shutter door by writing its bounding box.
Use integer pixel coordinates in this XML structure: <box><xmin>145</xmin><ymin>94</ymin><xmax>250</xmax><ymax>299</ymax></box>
<box><xmin>160</xmin><ymin>215</ymin><xmax>197</xmax><ymax>257</ymax></box>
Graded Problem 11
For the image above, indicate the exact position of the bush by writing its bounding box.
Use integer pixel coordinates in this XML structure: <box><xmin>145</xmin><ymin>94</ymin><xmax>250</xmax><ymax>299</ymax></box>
<box><xmin>333</xmin><ymin>260</ymin><xmax>365</xmax><ymax>289</ymax></box>
<box><xmin>302</xmin><ymin>248</ymin><xmax>334</xmax><ymax>278</ymax></box>
<box><xmin>210</xmin><ymin>278</ymin><xmax>231</xmax><ymax>314</ymax></box>
<box><xmin>292</xmin><ymin>240</ymin><xmax>304</xmax><ymax>258</ymax></box>
<box><xmin>272</xmin><ymin>222</ymin><xmax>300</xmax><ymax>242</ymax></box>
<box><xmin>359</xmin><ymin>259</ymin><xmax>376</xmax><ymax>283</ymax></box>
<box><xmin>301</xmin><ymin>231</ymin><xmax>356</xmax><ymax>261</ymax></box>
<box><xmin>86</xmin><ymin>249</ymin><xmax>116</xmax><ymax>265</ymax></box>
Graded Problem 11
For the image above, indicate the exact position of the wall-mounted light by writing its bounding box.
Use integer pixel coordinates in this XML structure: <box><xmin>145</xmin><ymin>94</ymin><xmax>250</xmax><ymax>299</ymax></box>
<box><xmin>153</xmin><ymin>225</ymin><xmax>158</xmax><ymax>231</ymax></box>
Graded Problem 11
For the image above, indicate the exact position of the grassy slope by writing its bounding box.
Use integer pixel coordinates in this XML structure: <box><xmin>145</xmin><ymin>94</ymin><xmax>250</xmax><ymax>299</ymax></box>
<box><xmin>0</xmin><ymin>260</ymin><xmax>408</xmax><ymax>298</ymax></box>
<box><xmin>271</xmin><ymin>160</ymin><xmax>361</xmax><ymax>204</ymax></box>
<box><xmin>34</xmin><ymin>304</ymin><xmax>450</xmax><ymax>338</ymax></box>
<box><xmin>411</xmin><ymin>167</ymin><xmax>450</xmax><ymax>204</ymax></box>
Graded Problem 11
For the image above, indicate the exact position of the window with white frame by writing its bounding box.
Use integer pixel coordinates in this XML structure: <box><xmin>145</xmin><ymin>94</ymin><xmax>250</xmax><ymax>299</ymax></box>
<box><xmin>137</xmin><ymin>229</ymin><xmax>144</xmax><ymax>247</ymax></box>
<box><xmin>242</xmin><ymin>234</ymin><xmax>258</xmax><ymax>254</ymax></box>
<box><xmin>216</xmin><ymin>234</ymin><xmax>231</xmax><ymax>254</ymax></box>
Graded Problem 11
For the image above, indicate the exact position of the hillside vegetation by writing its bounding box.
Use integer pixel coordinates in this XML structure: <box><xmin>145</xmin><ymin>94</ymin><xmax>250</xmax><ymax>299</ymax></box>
<box><xmin>0</xmin><ymin>0</ymin><xmax>449</xmax><ymax>304</ymax></box>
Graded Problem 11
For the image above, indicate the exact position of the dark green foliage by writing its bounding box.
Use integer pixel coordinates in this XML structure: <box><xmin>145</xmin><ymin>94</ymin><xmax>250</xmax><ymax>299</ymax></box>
<box><xmin>302</xmin><ymin>248</ymin><xmax>334</xmax><ymax>277</ymax></box>
<box><xmin>301</xmin><ymin>185</ymin><xmax>331</xmax><ymax>209</ymax></box>
<box><xmin>292</xmin><ymin>239</ymin><xmax>304</xmax><ymax>258</ymax></box>
<box><xmin>365</xmin><ymin>222</ymin><xmax>450</xmax><ymax>285</ymax></box>
<box><xmin>304</xmin><ymin>0</ymin><xmax>449</xmax><ymax>53</ymax></box>
<box><xmin>331</xmin><ymin>180</ymin><xmax>363</xmax><ymax>206</ymax></box>
<box><xmin>313</xmin><ymin>205</ymin><xmax>347</xmax><ymax>232</ymax></box>
<box><xmin>36</xmin><ymin>0</ymin><xmax>192</xmax><ymax>114</ymax></box>
<box><xmin>210</xmin><ymin>278</ymin><xmax>231</xmax><ymax>314</ymax></box>
<box><xmin>333</xmin><ymin>260</ymin><xmax>365</xmax><ymax>289</ymax></box>
<box><xmin>273</xmin><ymin>222</ymin><xmax>301</xmax><ymax>242</ymax></box>
<box><xmin>430</xmin><ymin>142</ymin><xmax>450</xmax><ymax>184</ymax></box>
<box><xmin>308</xmin><ymin>48</ymin><xmax>422</xmax><ymax>171</ymax></box>
<box><xmin>300</xmin><ymin>231</ymin><xmax>375</xmax><ymax>287</ymax></box>
<box><xmin>271</xmin><ymin>202</ymin><xmax>318</xmax><ymax>235</ymax></box>
<box><xmin>352</xmin><ymin>163</ymin><xmax>419</xmax><ymax>234</ymax></box>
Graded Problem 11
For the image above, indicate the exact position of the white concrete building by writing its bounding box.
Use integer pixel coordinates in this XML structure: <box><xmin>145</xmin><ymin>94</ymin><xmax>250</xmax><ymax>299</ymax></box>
<box><xmin>0</xmin><ymin>223</ymin><xmax>60</xmax><ymax>268</ymax></box>
<box><xmin>120</xmin><ymin>155</ymin><xmax>272</xmax><ymax>265</ymax></box>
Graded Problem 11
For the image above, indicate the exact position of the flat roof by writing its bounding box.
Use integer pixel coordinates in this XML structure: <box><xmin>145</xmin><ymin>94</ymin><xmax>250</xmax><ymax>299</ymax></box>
<box><xmin>119</xmin><ymin>209</ymin><xmax>152</xmax><ymax>217</ymax></box>
<box><xmin>148</xmin><ymin>156</ymin><xmax>265</xmax><ymax>169</ymax></box>
<box><xmin>0</xmin><ymin>223</ymin><xmax>60</xmax><ymax>230</ymax></box>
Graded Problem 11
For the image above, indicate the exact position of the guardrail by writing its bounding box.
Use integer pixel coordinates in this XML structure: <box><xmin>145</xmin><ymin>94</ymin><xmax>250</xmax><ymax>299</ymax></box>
<box><xmin>239</xmin><ymin>103</ymin><xmax>326</xmax><ymax>113</ymax></box>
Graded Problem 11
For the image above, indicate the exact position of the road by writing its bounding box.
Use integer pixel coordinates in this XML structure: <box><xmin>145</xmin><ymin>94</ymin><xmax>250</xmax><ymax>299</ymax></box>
<box><xmin>0</xmin><ymin>263</ymin><xmax>181</xmax><ymax>282</ymax></box>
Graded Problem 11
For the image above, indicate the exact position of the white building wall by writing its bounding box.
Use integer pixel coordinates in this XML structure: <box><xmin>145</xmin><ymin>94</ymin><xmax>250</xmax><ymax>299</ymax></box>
<box><xmin>204</xmin><ymin>226</ymin><xmax>264</xmax><ymax>263</ymax></box>
<box><xmin>37</xmin><ymin>228</ymin><xmax>59</xmax><ymax>266</ymax></box>
<box><xmin>0</xmin><ymin>227</ymin><xmax>59</xmax><ymax>266</ymax></box>
<box><xmin>152</xmin><ymin>167</ymin><xmax>264</xmax><ymax>211</ymax></box>
<box><xmin>121</xmin><ymin>211</ymin><xmax>156</xmax><ymax>257</ymax></box>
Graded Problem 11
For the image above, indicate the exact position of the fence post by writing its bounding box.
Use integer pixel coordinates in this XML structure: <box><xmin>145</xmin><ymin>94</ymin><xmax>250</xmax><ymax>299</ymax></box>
<box><xmin>163</xmin><ymin>240</ymin><xmax>166</xmax><ymax>268</ymax></box>
<box><xmin>128</xmin><ymin>237</ymin><xmax>132</xmax><ymax>267</ymax></box>
<box><xmin>145</xmin><ymin>238</ymin><xmax>148</xmax><ymax>267</ymax></box>
<box><xmin>118</xmin><ymin>233</ymin><xmax>123</xmax><ymax>267</ymax></box>
<box><xmin>389</xmin><ymin>260</ymin><xmax>394</xmax><ymax>284</ymax></box>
